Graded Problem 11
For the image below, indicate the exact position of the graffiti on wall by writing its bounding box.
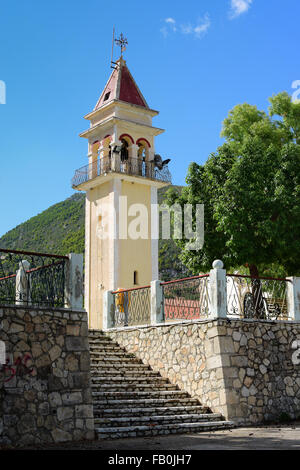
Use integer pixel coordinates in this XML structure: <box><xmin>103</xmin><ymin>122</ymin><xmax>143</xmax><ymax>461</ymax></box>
<box><xmin>0</xmin><ymin>353</ymin><xmax>34</xmax><ymax>383</ymax></box>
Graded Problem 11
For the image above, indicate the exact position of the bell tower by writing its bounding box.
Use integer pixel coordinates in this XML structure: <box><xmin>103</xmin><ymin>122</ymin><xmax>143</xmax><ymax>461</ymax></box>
<box><xmin>72</xmin><ymin>50</ymin><xmax>171</xmax><ymax>329</ymax></box>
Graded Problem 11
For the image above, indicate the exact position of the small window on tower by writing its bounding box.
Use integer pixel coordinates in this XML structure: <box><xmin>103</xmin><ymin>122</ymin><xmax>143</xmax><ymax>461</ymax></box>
<box><xmin>134</xmin><ymin>271</ymin><xmax>138</xmax><ymax>285</ymax></box>
<box><xmin>104</xmin><ymin>92</ymin><xmax>110</xmax><ymax>101</ymax></box>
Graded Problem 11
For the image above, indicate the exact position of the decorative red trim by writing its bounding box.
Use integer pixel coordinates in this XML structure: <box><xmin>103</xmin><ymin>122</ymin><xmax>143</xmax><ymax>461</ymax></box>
<box><xmin>227</xmin><ymin>274</ymin><xmax>291</xmax><ymax>282</ymax></box>
<box><xmin>119</xmin><ymin>133</ymin><xmax>134</xmax><ymax>144</ymax></box>
<box><xmin>136</xmin><ymin>137</ymin><xmax>151</xmax><ymax>148</ymax></box>
<box><xmin>161</xmin><ymin>274</ymin><xmax>209</xmax><ymax>286</ymax></box>
<box><xmin>0</xmin><ymin>248</ymin><xmax>68</xmax><ymax>259</ymax></box>
<box><xmin>0</xmin><ymin>273</ymin><xmax>16</xmax><ymax>281</ymax></box>
<box><xmin>112</xmin><ymin>285</ymin><xmax>150</xmax><ymax>294</ymax></box>
<box><xmin>0</xmin><ymin>260</ymin><xmax>64</xmax><ymax>281</ymax></box>
<box><xmin>103</xmin><ymin>134</ymin><xmax>112</xmax><ymax>140</ymax></box>
<box><xmin>92</xmin><ymin>140</ymin><xmax>100</xmax><ymax>151</ymax></box>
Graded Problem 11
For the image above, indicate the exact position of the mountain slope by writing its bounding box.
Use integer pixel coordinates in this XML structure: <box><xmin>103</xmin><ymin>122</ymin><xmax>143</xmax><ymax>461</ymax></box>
<box><xmin>0</xmin><ymin>187</ymin><xmax>190</xmax><ymax>281</ymax></box>
<box><xmin>0</xmin><ymin>193</ymin><xmax>85</xmax><ymax>255</ymax></box>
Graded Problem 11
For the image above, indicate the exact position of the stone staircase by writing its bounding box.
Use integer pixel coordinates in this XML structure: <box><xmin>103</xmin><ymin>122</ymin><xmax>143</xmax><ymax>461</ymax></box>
<box><xmin>89</xmin><ymin>330</ymin><xmax>235</xmax><ymax>439</ymax></box>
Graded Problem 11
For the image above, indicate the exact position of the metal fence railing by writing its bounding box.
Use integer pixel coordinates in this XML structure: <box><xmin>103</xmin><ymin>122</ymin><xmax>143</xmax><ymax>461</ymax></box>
<box><xmin>161</xmin><ymin>275</ymin><xmax>211</xmax><ymax>321</ymax></box>
<box><xmin>105</xmin><ymin>268</ymin><xmax>296</xmax><ymax>329</ymax></box>
<box><xmin>111</xmin><ymin>285</ymin><xmax>151</xmax><ymax>327</ymax></box>
<box><xmin>72</xmin><ymin>156</ymin><xmax>172</xmax><ymax>188</ymax></box>
<box><xmin>226</xmin><ymin>274</ymin><xmax>291</xmax><ymax>320</ymax></box>
<box><xmin>0</xmin><ymin>249</ymin><xmax>68</xmax><ymax>308</ymax></box>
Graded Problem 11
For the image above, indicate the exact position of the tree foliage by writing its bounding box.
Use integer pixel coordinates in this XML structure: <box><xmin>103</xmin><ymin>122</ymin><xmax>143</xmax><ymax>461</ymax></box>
<box><xmin>166</xmin><ymin>92</ymin><xmax>300</xmax><ymax>276</ymax></box>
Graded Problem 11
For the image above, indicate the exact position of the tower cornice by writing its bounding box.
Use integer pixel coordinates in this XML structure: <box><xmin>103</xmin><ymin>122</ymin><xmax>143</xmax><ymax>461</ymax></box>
<box><xmin>79</xmin><ymin>116</ymin><xmax>165</xmax><ymax>139</ymax></box>
<box><xmin>83</xmin><ymin>99</ymin><xmax>159</xmax><ymax>121</ymax></box>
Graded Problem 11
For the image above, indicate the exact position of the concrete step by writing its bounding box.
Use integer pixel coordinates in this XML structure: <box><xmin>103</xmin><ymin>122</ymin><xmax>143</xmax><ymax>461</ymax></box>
<box><xmin>90</xmin><ymin>368</ymin><xmax>153</xmax><ymax>376</ymax></box>
<box><xmin>90</xmin><ymin>362</ymin><xmax>150</xmax><ymax>371</ymax></box>
<box><xmin>90</xmin><ymin>369</ymin><xmax>159</xmax><ymax>378</ymax></box>
<box><xmin>94</xmin><ymin>404</ymin><xmax>209</xmax><ymax>417</ymax></box>
<box><xmin>91</xmin><ymin>383</ymin><xmax>178</xmax><ymax>392</ymax></box>
<box><xmin>88</xmin><ymin>336</ymin><xmax>113</xmax><ymax>342</ymax></box>
<box><xmin>89</xmin><ymin>331</ymin><xmax>110</xmax><ymax>339</ymax></box>
<box><xmin>90</xmin><ymin>350</ymin><xmax>137</xmax><ymax>357</ymax></box>
<box><xmin>90</xmin><ymin>360</ymin><xmax>142</xmax><ymax>368</ymax></box>
<box><xmin>91</xmin><ymin>376</ymin><xmax>171</xmax><ymax>384</ymax></box>
<box><xmin>95</xmin><ymin>413</ymin><xmax>222</xmax><ymax>427</ymax></box>
<box><xmin>90</xmin><ymin>356</ymin><xmax>141</xmax><ymax>364</ymax></box>
<box><xmin>93</xmin><ymin>397</ymin><xmax>200</xmax><ymax>408</ymax></box>
<box><xmin>89</xmin><ymin>329</ymin><xmax>109</xmax><ymax>335</ymax></box>
<box><xmin>89</xmin><ymin>344</ymin><xmax>124</xmax><ymax>351</ymax></box>
<box><xmin>92</xmin><ymin>390</ymin><xmax>188</xmax><ymax>400</ymax></box>
<box><xmin>89</xmin><ymin>341</ymin><xmax>115</xmax><ymax>348</ymax></box>
<box><xmin>91</xmin><ymin>375</ymin><xmax>168</xmax><ymax>384</ymax></box>
<box><xmin>96</xmin><ymin>421</ymin><xmax>235</xmax><ymax>439</ymax></box>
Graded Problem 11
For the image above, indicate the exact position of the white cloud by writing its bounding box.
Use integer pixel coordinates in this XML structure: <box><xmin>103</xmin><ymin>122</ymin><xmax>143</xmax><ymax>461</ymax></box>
<box><xmin>161</xmin><ymin>14</ymin><xmax>210</xmax><ymax>39</ymax></box>
<box><xmin>193</xmin><ymin>14</ymin><xmax>211</xmax><ymax>38</ymax></box>
<box><xmin>161</xmin><ymin>17</ymin><xmax>177</xmax><ymax>34</ymax></box>
<box><xmin>229</xmin><ymin>0</ymin><xmax>253</xmax><ymax>19</ymax></box>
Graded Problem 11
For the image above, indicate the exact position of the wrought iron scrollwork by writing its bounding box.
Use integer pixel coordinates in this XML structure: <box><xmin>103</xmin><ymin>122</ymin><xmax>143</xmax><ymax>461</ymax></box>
<box><xmin>243</xmin><ymin>292</ymin><xmax>255</xmax><ymax>319</ymax></box>
<box><xmin>113</xmin><ymin>286</ymin><xmax>151</xmax><ymax>327</ymax></box>
<box><xmin>227</xmin><ymin>274</ymin><xmax>290</xmax><ymax>320</ymax></box>
<box><xmin>72</xmin><ymin>156</ymin><xmax>172</xmax><ymax>187</ymax></box>
<box><xmin>162</xmin><ymin>275</ymin><xmax>210</xmax><ymax>321</ymax></box>
<box><xmin>0</xmin><ymin>249</ymin><xmax>67</xmax><ymax>308</ymax></box>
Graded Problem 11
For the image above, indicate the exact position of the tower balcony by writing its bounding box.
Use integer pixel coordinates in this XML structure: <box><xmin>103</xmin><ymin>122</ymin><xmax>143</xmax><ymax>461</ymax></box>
<box><xmin>71</xmin><ymin>156</ymin><xmax>172</xmax><ymax>189</ymax></box>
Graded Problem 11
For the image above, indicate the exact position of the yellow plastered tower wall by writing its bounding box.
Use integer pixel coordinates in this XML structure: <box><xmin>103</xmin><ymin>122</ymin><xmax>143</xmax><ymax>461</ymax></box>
<box><xmin>72</xmin><ymin>58</ymin><xmax>171</xmax><ymax>329</ymax></box>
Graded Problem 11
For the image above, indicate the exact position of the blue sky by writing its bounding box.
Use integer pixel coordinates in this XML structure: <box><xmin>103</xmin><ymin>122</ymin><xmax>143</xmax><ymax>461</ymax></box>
<box><xmin>0</xmin><ymin>0</ymin><xmax>300</xmax><ymax>236</ymax></box>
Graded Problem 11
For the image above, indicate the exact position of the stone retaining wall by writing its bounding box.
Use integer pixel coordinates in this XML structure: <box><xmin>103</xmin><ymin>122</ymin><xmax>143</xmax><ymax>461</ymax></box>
<box><xmin>108</xmin><ymin>318</ymin><xmax>300</xmax><ymax>425</ymax></box>
<box><xmin>0</xmin><ymin>305</ymin><xmax>94</xmax><ymax>446</ymax></box>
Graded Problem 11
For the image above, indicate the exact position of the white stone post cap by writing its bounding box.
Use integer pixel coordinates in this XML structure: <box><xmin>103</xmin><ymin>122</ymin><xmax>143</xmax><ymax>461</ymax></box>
<box><xmin>19</xmin><ymin>260</ymin><xmax>30</xmax><ymax>270</ymax></box>
<box><xmin>212</xmin><ymin>259</ymin><xmax>224</xmax><ymax>269</ymax></box>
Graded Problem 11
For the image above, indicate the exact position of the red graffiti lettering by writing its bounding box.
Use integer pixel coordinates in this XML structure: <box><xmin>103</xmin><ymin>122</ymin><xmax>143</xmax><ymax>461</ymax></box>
<box><xmin>0</xmin><ymin>354</ymin><xmax>34</xmax><ymax>382</ymax></box>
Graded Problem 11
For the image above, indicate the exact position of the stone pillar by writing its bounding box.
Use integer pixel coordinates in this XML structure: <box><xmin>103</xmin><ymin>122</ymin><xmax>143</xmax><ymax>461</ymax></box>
<box><xmin>111</xmin><ymin>140</ymin><xmax>121</xmax><ymax>173</ymax></box>
<box><xmin>287</xmin><ymin>277</ymin><xmax>300</xmax><ymax>321</ymax></box>
<box><xmin>65</xmin><ymin>253</ymin><xmax>84</xmax><ymax>310</ymax></box>
<box><xmin>101</xmin><ymin>136</ymin><xmax>112</xmax><ymax>174</ymax></box>
<box><xmin>89</xmin><ymin>141</ymin><xmax>100</xmax><ymax>179</ymax></box>
<box><xmin>209</xmin><ymin>260</ymin><xmax>227</xmax><ymax>318</ymax></box>
<box><xmin>98</xmin><ymin>144</ymin><xmax>105</xmax><ymax>173</ymax></box>
<box><xmin>16</xmin><ymin>260</ymin><xmax>31</xmax><ymax>305</ymax></box>
<box><xmin>151</xmin><ymin>280</ymin><xmax>164</xmax><ymax>324</ymax></box>
<box><xmin>130</xmin><ymin>144</ymin><xmax>139</xmax><ymax>175</ymax></box>
<box><xmin>148</xmin><ymin>149</ymin><xmax>155</xmax><ymax>179</ymax></box>
<box><xmin>103</xmin><ymin>290</ymin><xmax>115</xmax><ymax>329</ymax></box>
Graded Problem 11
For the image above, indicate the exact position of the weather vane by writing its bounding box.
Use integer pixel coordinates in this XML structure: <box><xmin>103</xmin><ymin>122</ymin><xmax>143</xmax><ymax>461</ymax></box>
<box><xmin>115</xmin><ymin>32</ymin><xmax>128</xmax><ymax>58</ymax></box>
<box><xmin>110</xmin><ymin>28</ymin><xmax>128</xmax><ymax>69</ymax></box>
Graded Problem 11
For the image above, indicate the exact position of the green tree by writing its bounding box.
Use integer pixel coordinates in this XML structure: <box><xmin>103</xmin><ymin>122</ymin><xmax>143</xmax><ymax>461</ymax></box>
<box><xmin>166</xmin><ymin>92</ymin><xmax>300</xmax><ymax>280</ymax></box>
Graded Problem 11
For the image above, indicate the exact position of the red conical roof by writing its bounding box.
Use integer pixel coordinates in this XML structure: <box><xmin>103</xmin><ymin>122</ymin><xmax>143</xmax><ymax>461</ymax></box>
<box><xmin>94</xmin><ymin>59</ymin><xmax>148</xmax><ymax>110</ymax></box>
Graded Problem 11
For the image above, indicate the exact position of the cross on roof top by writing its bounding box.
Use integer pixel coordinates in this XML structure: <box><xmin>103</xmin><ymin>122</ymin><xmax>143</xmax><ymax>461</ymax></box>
<box><xmin>115</xmin><ymin>33</ymin><xmax>128</xmax><ymax>58</ymax></box>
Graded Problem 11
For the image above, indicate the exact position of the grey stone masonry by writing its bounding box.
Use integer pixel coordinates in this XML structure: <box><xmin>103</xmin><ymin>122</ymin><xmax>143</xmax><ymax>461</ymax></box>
<box><xmin>0</xmin><ymin>305</ymin><xmax>94</xmax><ymax>446</ymax></box>
<box><xmin>108</xmin><ymin>318</ymin><xmax>300</xmax><ymax>425</ymax></box>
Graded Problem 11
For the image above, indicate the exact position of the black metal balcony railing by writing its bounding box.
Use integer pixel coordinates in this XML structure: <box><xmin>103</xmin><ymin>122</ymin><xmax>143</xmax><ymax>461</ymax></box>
<box><xmin>0</xmin><ymin>248</ymin><xmax>68</xmax><ymax>308</ymax></box>
<box><xmin>71</xmin><ymin>156</ymin><xmax>172</xmax><ymax>188</ymax></box>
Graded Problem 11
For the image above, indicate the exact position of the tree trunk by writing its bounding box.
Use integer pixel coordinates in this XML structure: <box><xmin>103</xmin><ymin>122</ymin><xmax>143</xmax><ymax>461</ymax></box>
<box><xmin>249</xmin><ymin>264</ymin><xmax>265</xmax><ymax>319</ymax></box>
